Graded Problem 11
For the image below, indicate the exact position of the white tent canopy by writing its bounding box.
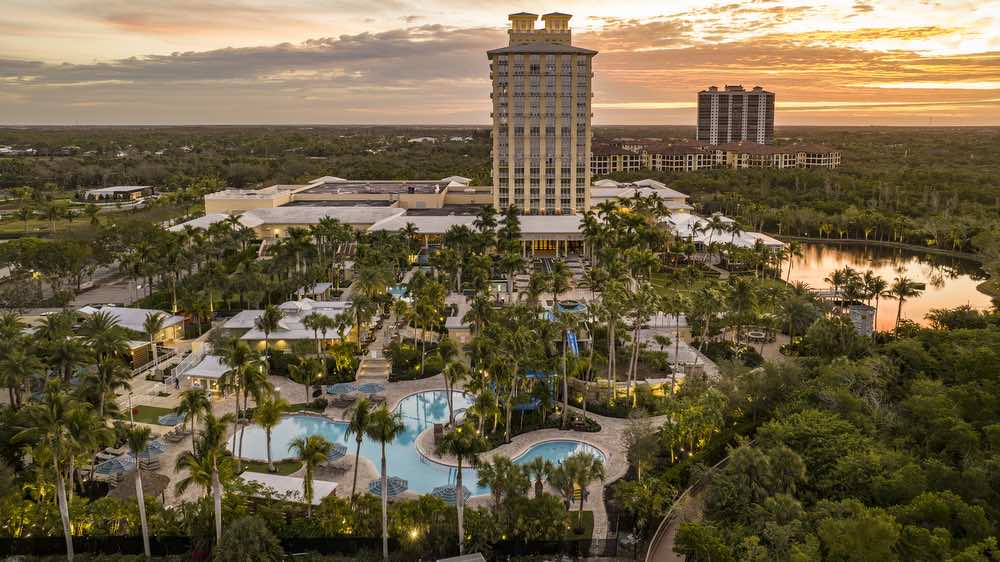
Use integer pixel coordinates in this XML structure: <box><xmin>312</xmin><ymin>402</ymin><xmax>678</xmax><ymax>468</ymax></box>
<box><xmin>240</xmin><ymin>472</ymin><xmax>337</xmax><ymax>505</ymax></box>
<box><xmin>183</xmin><ymin>355</ymin><xmax>230</xmax><ymax>381</ymax></box>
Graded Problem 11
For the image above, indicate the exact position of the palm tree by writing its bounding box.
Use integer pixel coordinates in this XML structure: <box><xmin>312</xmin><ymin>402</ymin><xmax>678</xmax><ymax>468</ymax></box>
<box><xmin>220</xmin><ymin>340</ymin><xmax>267</xmax><ymax>467</ymax></box>
<box><xmin>554</xmin><ymin>309</ymin><xmax>581</xmax><ymax>429</ymax></box>
<box><xmin>288</xmin><ymin>357</ymin><xmax>324</xmax><ymax>403</ymax></box>
<box><xmin>142</xmin><ymin>312</ymin><xmax>167</xmax><ymax>376</ymax></box>
<box><xmin>80</xmin><ymin>310</ymin><xmax>128</xmax><ymax>365</ymax></box>
<box><xmin>434</xmin><ymin>421</ymin><xmax>487</xmax><ymax>555</ymax></box>
<box><xmin>344</xmin><ymin>398</ymin><xmax>373</xmax><ymax>504</ymax></box>
<box><xmin>68</xmin><ymin>404</ymin><xmax>112</xmax><ymax>489</ymax></box>
<box><xmin>785</xmin><ymin>241</ymin><xmax>804</xmax><ymax>281</ymax></box>
<box><xmin>524</xmin><ymin>456</ymin><xmax>553</xmax><ymax>498</ymax></box>
<box><xmin>14</xmin><ymin>386</ymin><xmax>79</xmax><ymax>560</ymax></box>
<box><xmin>442</xmin><ymin>360</ymin><xmax>467</xmax><ymax>426</ymax></box>
<box><xmin>476</xmin><ymin>455</ymin><xmax>530</xmax><ymax>512</ymax></box>
<box><xmin>889</xmin><ymin>276</ymin><xmax>923</xmax><ymax>330</ymax></box>
<box><xmin>16</xmin><ymin>206</ymin><xmax>33</xmax><ymax>233</ymax></box>
<box><xmin>126</xmin><ymin>426</ymin><xmax>153</xmax><ymax>559</ymax></box>
<box><xmin>468</xmin><ymin>389</ymin><xmax>498</xmax><ymax>434</ymax></box>
<box><xmin>549</xmin><ymin>259</ymin><xmax>572</xmax><ymax>308</ymax></box>
<box><xmin>175</xmin><ymin>388</ymin><xmax>211</xmax><ymax>453</ymax></box>
<box><xmin>88</xmin><ymin>359</ymin><xmax>132</xmax><ymax>419</ymax></box>
<box><xmin>563</xmin><ymin>452</ymin><xmax>605</xmax><ymax>525</ymax></box>
<box><xmin>303</xmin><ymin>312</ymin><xmax>335</xmax><ymax>358</ymax></box>
<box><xmin>253</xmin><ymin>395</ymin><xmax>289</xmax><ymax>473</ymax></box>
<box><xmin>287</xmin><ymin>435</ymin><xmax>333</xmax><ymax>516</ymax></box>
<box><xmin>175</xmin><ymin>412</ymin><xmax>235</xmax><ymax>544</ymax></box>
<box><xmin>863</xmin><ymin>271</ymin><xmax>889</xmax><ymax>333</ymax></box>
<box><xmin>365</xmin><ymin>405</ymin><xmax>405</xmax><ymax>559</ymax></box>
<box><xmin>254</xmin><ymin>305</ymin><xmax>284</xmax><ymax>359</ymax></box>
<box><xmin>0</xmin><ymin>346</ymin><xmax>43</xmax><ymax>410</ymax></box>
<box><xmin>498</xmin><ymin>251</ymin><xmax>525</xmax><ymax>295</ymax></box>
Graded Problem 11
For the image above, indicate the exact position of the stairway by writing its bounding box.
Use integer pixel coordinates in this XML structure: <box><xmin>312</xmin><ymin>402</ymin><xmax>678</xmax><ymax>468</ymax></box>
<box><xmin>356</xmin><ymin>356</ymin><xmax>390</xmax><ymax>382</ymax></box>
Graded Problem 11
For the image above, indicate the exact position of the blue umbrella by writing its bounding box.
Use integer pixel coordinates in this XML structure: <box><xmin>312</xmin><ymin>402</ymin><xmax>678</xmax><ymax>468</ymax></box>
<box><xmin>355</xmin><ymin>383</ymin><xmax>385</xmax><ymax>394</ymax></box>
<box><xmin>327</xmin><ymin>443</ymin><xmax>348</xmax><ymax>461</ymax></box>
<box><xmin>327</xmin><ymin>382</ymin><xmax>357</xmax><ymax>395</ymax></box>
<box><xmin>95</xmin><ymin>455</ymin><xmax>134</xmax><ymax>476</ymax></box>
<box><xmin>137</xmin><ymin>440</ymin><xmax>168</xmax><ymax>461</ymax></box>
<box><xmin>431</xmin><ymin>485</ymin><xmax>471</xmax><ymax>505</ymax></box>
<box><xmin>368</xmin><ymin>476</ymin><xmax>408</xmax><ymax>497</ymax></box>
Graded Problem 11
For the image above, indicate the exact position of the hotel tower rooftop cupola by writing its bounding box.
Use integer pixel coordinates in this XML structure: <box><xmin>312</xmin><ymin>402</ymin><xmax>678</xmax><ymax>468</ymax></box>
<box><xmin>508</xmin><ymin>11</ymin><xmax>573</xmax><ymax>46</ymax></box>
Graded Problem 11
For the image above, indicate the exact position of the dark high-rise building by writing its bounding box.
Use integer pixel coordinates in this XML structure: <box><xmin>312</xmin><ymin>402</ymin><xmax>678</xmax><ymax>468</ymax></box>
<box><xmin>697</xmin><ymin>85</ymin><xmax>774</xmax><ymax>145</ymax></box>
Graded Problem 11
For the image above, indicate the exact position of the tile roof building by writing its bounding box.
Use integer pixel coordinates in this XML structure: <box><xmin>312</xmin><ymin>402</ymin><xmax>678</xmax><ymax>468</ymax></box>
<box><xmin>589</xmin><ymin>140</ymin><xmax>841</xmax><ymax>175</ymax></box>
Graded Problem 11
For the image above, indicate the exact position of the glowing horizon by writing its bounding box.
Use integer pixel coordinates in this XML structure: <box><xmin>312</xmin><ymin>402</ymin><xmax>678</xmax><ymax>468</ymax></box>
<box><xmin>1</xmin><ymin>1</ymin><xmax>998</xmax><ymax>125</ymax></box>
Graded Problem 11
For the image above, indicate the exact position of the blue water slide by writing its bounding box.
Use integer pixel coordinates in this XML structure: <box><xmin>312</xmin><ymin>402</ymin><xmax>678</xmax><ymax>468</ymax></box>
<box><xmin>566</xmin><ymin>330</ymin><xmax>579</xmax><ymax>355</ymax></box>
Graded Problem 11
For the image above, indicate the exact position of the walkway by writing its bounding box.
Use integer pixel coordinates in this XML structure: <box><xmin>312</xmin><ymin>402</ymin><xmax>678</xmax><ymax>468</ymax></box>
<box><xmin>646</xmin><ymin>487</ymin><xmax>706</xmax><ymax>562</ymax></box>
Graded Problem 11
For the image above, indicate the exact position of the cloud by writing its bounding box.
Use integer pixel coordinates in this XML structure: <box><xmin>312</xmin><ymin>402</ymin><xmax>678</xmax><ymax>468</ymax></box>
<box><xmin>0</xmin><ymin>16</ymin><xmax>998</xmax><ymax>125</ymax></box>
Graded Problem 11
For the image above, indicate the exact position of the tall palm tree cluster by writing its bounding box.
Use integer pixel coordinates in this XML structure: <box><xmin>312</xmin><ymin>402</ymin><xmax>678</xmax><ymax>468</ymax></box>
<box><xmin>114</xmin><ymin>214</ymin><xmax>380</xmax><ymax>320</ymax></box>
<box><xmin>824</xmin><ymin>266</ymin><xmax>924</xmax><ymax>330</ymax></box>
<box><xmin>2</xmin><ymin>309</ymin><xmax>172</xmax><ymax>561</ymax></box>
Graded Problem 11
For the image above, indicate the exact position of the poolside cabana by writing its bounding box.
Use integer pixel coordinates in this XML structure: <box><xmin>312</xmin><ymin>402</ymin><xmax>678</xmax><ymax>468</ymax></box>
<box><xmin>181</xmin><ymin>355</ymin><xmax>230</xmax><ymax>395</ymax></box>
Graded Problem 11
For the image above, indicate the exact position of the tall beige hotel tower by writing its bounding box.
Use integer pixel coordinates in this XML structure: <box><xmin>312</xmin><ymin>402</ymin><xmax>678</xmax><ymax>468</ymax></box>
<box><xmin>488</xmin><ymin>12</ymin><xmax>597</xmax><ymax>214</ymax></box>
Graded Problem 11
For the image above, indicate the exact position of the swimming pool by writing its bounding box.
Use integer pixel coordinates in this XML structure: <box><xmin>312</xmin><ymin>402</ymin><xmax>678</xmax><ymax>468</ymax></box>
<box><xmin>235</xmin><ymin>390</ymin><xmax>605</xmax><ymax>495</ymax></box>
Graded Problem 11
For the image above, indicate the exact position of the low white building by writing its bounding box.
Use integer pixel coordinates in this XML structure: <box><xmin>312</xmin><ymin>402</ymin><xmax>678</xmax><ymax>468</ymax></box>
<box><xmin>84</xmin><ymin>186</ymin><xmax>151</xmax><ymax>201</ymax></box>
<box><xmin>78</xmin><ymin>305</ymin><xmax>185</xmax><ymax>341</ymax></box>
<box><xmin>222</xmin><ymin>299</ymin><xmax>353</xmax><ymax>351</ymax></box>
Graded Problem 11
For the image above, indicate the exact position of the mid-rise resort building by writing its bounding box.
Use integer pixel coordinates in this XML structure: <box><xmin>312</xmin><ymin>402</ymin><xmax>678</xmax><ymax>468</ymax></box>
<box><xmin>697</xmin><ymin>85</ymin><xmax>775</xmax><ymax>145</ymax></box>
<box><xmin>589</xmin><ymin>140</ymin><xmax>841</xmax><ymax>175</ymax></box>
<box><xmin>488</xmin><ymin>12</ymin><xmax>596</xmax><ymax>214</ymax></box>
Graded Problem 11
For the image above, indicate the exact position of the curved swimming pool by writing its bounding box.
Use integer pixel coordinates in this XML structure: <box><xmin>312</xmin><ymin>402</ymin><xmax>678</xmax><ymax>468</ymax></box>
<box><xmin>235</xmin><ymin>390</ymin><xmax>605</xmax><ymax>495</ymax></box>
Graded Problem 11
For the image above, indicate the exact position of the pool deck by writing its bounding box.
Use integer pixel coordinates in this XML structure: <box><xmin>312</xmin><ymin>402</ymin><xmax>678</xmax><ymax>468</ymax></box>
<box><xmin>155</xmin><ymin>370</ymin><xmax>648</xmax><ymax>540</ymax></box>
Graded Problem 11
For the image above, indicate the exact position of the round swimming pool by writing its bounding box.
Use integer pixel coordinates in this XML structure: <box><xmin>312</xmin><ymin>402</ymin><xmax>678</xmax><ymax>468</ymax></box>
<box><xmin>235</xmin><ymin>390</ymin><xmax>605</xmax><ymax>495</ymax></box>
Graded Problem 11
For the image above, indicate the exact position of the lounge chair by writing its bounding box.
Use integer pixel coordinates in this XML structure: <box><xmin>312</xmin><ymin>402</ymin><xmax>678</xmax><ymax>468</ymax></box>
<box><xmin>331</xmin><ymin>395</ymin><xmax>356</xmax><ymax>408</ymax></box>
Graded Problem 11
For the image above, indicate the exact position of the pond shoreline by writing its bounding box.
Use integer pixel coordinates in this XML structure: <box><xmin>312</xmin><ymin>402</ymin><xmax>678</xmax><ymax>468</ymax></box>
<box><xmin>771</xmin><ymin>234</ymin><xmax>982</xmax><ymax>261</ymax></box>
<box><xmin>773</xmin><ymin>235</ymin><xmax>997</xmax><ymax>300</ymax></box>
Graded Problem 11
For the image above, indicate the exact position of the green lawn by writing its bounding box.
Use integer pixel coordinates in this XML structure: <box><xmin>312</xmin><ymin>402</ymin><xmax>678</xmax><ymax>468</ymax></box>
<box><xmin>242</xmin><ymin>460</ymin><xmax>303</xmax><ymax>476</ymax></box>
<box><xmin>0</xmin><ymin>201</ymin><xmax>195</xmax><ymax>236</ymax></box>
<box><xmin>122</xmin><ymin>404</ymin><xmax>177</xmax><ymax>425</ymax></box>
<box><xmin>567</xmin><ymin>510</ymin><xmax>595</xmax><ymax>540</ymax></box>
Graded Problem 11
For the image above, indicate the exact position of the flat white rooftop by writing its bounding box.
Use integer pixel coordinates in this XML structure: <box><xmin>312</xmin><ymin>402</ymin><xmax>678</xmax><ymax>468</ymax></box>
<box><xmin>239</xmin><ymin>206</ymin><xmax>405</xmax><ymax>228</ymax></box>
<box><xmin>240</xmin><ymin>472</ymin><xmax>337</xmax><ymax>505</ymax></box>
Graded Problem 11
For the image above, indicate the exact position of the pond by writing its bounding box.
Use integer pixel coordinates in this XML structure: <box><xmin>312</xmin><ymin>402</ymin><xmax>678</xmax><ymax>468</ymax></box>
<box><xmin>788</xmin><ymin>242</ymin><xmax>992</xmax><ymax>331</ymax></box>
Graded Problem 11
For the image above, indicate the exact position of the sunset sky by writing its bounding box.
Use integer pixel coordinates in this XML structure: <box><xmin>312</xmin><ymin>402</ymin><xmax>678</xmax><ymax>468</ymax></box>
<box><xmin>1</xmin><ymin>1</ymin><xmax>998</xmax><ymax>125</ymax></box>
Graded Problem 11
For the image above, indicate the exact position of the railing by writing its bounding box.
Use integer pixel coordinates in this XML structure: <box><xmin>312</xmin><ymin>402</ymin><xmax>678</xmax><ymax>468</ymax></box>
<box><xmin>173</xmin><ymin>345</ymin><xmax>205</xmax><ymax>380</ymax></box>
<box><xmin>644</xmin><ymin>440</ymin><xmax>754</xmax><ymax>562</ymax></box>
<box><xmin>131</xmin><ymin>347</ymin><xmax>177</xmax><ymax>377</ymax></box>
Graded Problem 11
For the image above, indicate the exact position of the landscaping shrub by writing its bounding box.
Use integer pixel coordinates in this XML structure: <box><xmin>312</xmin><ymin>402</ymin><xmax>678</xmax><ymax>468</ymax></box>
<box><xmin>214</xmin><ymin>516</ymin><xmax>284</xmax><ymax>562</ymax></box>
<box><xmin>387</xmin><ymin>339</ymin><xmax>443</xmax><ymax>381</ymax></box>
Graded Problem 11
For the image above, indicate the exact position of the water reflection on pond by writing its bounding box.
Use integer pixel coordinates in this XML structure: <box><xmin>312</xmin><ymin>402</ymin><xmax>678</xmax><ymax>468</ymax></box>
<box><xmin>788</xmin><ymin>243</ymin><xmax>992</xmax><ymax>331</ymax></box>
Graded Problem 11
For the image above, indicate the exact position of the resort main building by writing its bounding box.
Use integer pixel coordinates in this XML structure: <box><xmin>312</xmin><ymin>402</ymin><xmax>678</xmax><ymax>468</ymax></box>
<box><xmin>488</xmin><ymin>12</ymin><xmax>596</xmax><ymax>215</ymax></box>
<box><xmin>176</xmin><ymin>12</ymin><xmax>785</xmax><ymax>259</ymax></box>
